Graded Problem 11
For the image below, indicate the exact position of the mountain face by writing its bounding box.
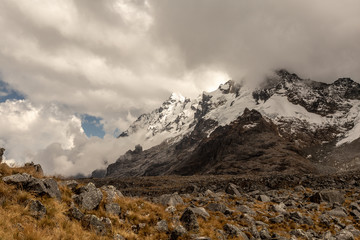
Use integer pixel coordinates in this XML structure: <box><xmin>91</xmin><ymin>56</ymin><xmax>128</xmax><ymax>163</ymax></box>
<box><xmin>104</xmin><ymin>70</ymin><xmax>360</xmax><ymax>177</ymax></box>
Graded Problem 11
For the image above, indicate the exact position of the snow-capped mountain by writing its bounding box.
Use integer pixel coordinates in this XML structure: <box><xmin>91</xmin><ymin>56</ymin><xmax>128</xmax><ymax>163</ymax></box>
<box><xmin>103</xmin><ymin>70</ymin><xmax>360</xmax><ymax>177</ymax></box>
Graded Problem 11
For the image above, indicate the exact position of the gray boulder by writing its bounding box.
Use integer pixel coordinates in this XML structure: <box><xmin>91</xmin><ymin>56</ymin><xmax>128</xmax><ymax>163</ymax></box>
<box><xmin>327</xmin><ymin>208</ymin><xmax>348</xmax><ymax>218</ymax></box>
<box><xmin>206</xmin><ymin>202</ymin><xmax>228</xmax><ymax>214</ymax></box>
<box><xmin>170</xmin><ymin>225</ymin><xmax>187</xmax><ymax>240</ymax></box>
<box><xmin>3</xmin><ymin>173</ymin><xmax>61</xmax><ymax>200</ymax></box>
<box><xmin>223</xmin><ymin>223</ymin><xmax>249</xmax><ymax>239</ymax></box>
<box><xmin>180</xmin><ymin>208</ymin><xmax>199</xmax><ymax>232</ymax></box>
<box><xmin>310</xmin><ymin>190</ymin><xmax>344</xmax><ymax>204</ymax></box>
<box><xmin>105</xmin><ymin>203</ymin><xmax>121</xmax><ymax>215</ymax></box>
<box><xmin>225</xmin><ymin>183</ymin><xmax>241</xmax><ymax>197</ymax></box>
<box><xmin>156</xmin><ymin>220</ymin><xmax>168</xmax><ymax>232</ymax></box>
<box><xmin>67</xmin><ymin>206</ymin><xmax>84</xmax><ymax>220</ymax></box>
<box><xmin>335</xmin><ymin>230</ymin><xmax>354</xmax><ymax>240</ymax></box>
<box><xmin>113</xmin><ymin>234</ymin><xmax>126</xmax><ymax>240</ymax></box>
<box><xmin>74</xmin><ymin>182</ymin><xmax>103</xmax><ymax>210</ymax></box>
<box><xmin>158</xmin><ymin>193</ymin><xmax>184</xmax><ymax>206</ymax></box>
<box><xmin>237</xmin><ymin>205</ymin><xmax>256</xmax><ymax>216</ymax></box>
<box><xmin>101</xmin><ymin>185</ymin><xmax>123</xmax><ymax>202</ymax></box>
<box><xmin>81</xmin><ymin>214</ymin><xmax>111</xmax><ymax>236</ymax></box>
<box><xmin>28</xmin><ymin>200</ymin><xmax>46</xmax><ymax>219</ymax></box>
<box><xmin>258</xmin><ymin>195</ymin><xmax>270</xmax><ymax>202</ymax></box>
<box><xmin>189</xmin><ymin>206</ymin><xmax>210</xmax><ymax>220</ymax></box>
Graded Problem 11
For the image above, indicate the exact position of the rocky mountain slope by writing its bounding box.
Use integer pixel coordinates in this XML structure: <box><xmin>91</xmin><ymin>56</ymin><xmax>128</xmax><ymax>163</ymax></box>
<box><xmin>104</xmin><ymin>70</ymin><xmax>360</xmax><ymax>177</ymax></box>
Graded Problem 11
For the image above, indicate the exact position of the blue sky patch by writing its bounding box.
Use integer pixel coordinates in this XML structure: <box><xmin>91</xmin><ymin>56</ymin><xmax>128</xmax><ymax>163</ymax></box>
<box><xmin>0</xmin><ymin>79</ymin><xmax>25</xmax><ymax>102</ymax></box>
<box><xmin>81</xmin><ymin>114</ymin><xmax>106</xmax><ymax>138</ymax></box>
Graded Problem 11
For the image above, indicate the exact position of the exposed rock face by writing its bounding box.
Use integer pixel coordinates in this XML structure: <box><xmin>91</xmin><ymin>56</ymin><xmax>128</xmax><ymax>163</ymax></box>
<box><xmin>0</xmin><ymin>148</ymin><xmax>4</xmax><ymax>162</ymax></box>
<box><xmin>73</xmin><ymin>183</ymin><xmax>103</xmax><ymax>210</ymax></box>
<box><xmin>28</xmin><ymin>200</ymin><xmax>46</xmax><ymax>219</ymax></box>
<box><xmin>81</xmin><ymin>214</ymin><xmax>110</xmax><ymax>236</ymax></box>
<box><xmin>2</xmin><ymin>173</ymin><xmax>61</xmax><ymax>200</ymax></box>
<box><xmin>310</xmin><ymin>190</ymin><xmax>345</xmax><ymax>204</ymax></box>
<box><xmin>180</xmin><ymin>208</ymin><xmax>200</xmax><ymax>232</ymax></box>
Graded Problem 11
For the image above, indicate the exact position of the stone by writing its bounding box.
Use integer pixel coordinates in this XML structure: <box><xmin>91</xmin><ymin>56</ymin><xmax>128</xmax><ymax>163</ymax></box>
<box><xmin>310</xmin><ymin>190</ymin><xmax>345</xmax><ymax>204</ymax></box>
<box><xmin>156</xmin><ymin>220</ymin><xmax>168</xmax><ymax>232</ymax></box>
<box><xmin>327</xmin><ymin>208</ymin><xmax>348</xmax><ymax>218</ymax></box>
<box><xmin>345</xmin><ymin>225</ymin><xmax>360</xmax><ymax>237</ymax></box>
<box><xmin>258</xmin><ymin>195</ymin><xmax>270</xmax><ymax>202</ymax></box>
<box><xmin>204</xmin><ymin>189</ymin><xmax>218</xmax><ymax>198</ymax></box>
<box><xmin>237</xmin><ymin>205</ymin><xmax>256</xmax><ymax>216</ymax></box>
<box><xmin>271</xmin><ymin>202</ymin><xmax>287</xmax><ymax>214</ymax></box>
<box><xmin>189</xmin><ymin>206</ymin><xmax>210</xmax><ymax>220</ymax></box>
<box><xmin>223</xmin><ymin>223</ymin><xmax>249</xmax><ymax>239</ymax></box>
<box><xmin>105</xmin><ymin>203</ymin><xmax>121</xmax><ymax>215</ymax></box>
<box><xmin>165</xmin><ymin>206</ymin><xmax>177</xmax><ymax>213</ymax></box>
<box><xmin>335</xmin><ymin>230</ymin><xmax>354</xmax><ymax>240</ymax></box>
<box><xmin>60</xmin><ymin>180</ymin><xmax>79</xmax><ymax>190</ymax></box>
<box><xmin>259</xmin><ymin>228</ymin><xmax>272</xmax><ymax>239</ymax></box>
<box><xmin>74</xmin><ymin>183</ymin><xmax>103</xmax><ymax>210</ymax></box>
<box><xmin>170</xmin><ymin>225</ymin><xmax>187</xmax><ymax>240</ymax></box>
<box><xmin>225</xmin><ymin>183</ymin><xmax>241</xmax><ymax>197</ymax></box>
<box><xmin>113</xmin><ymin>234</ymin><xmax>126</xmax><ymax>240</ymax></box>
<box><xmin>67</xmin><ymin>206</ymin><xmax>84</xmax><ymax>220</ymax></box>
<box><xmin>82</xmin><ymin>214</ymin><xmax>108</xmax><ymax>236</ymax></box>
<box><xmin>269</xmin><ymin>215</ymin><xmax>284</xmax><ymax>223</ymax></box>
<box><xmin>180</xmin><ymin>208</ymin><xmax>199</xmax><ymax>232</ymax></box>
<box><xmin>3</xmin><ymin>173</ymin><xmax>61</xmax><ymax>200</ymax></box>
<box><xmin>206</xmin><ymin>203</ymin><xmax>228</xmax><ymax>214</ymax></box>
<box><xmin>28</xmin><ymin>200</ymin><xmax>46</xmax><ymax>219</ymax></box>
<box><xmin>101</xmin><ymin>185</ymin><xmax>123</xmax><ymax>202</ymax></box>
<box><xmin>290</xmin><ymin>229</ymin><xmax>308</xmax><ymax>238</ymax></box>
<box><xmin>158</xmin><ymin>193</ymin><xmax>184</xmax><ymax>206</ymax></box>
<box><xmin>305</xmin><ymin>203</ymin><xmax>320</xmax><ymax>211</ymax></box>
<box><xmin>289</xmin><ymin>211</ymin><xmax>303</xmax><ymax>223</ymax></box>
<box><xmin>0</xmin><ymin>147</ymin><xmax>4</xmax><ymax>163</ymax></box>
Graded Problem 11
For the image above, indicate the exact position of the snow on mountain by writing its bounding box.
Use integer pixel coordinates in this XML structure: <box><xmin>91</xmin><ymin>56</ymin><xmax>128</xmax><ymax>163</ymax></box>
<box><xmin>118</xmin><ymin>70</ymin><xmax>360</xmax><ymax>151</ymax></box>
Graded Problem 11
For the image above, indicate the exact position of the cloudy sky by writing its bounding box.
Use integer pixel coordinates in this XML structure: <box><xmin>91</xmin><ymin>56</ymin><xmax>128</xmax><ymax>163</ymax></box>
<box><xmin>1</xmin><ymin>0</ymin><xmax>360</xmax><ymax>176</ymax></box>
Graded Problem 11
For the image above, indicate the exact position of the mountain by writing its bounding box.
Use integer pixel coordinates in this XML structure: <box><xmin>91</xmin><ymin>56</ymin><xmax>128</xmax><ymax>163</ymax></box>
<box><xmin>104</xmin><ymin>70</ymin><xmax>360</xmax><ymax>177</ymax></box>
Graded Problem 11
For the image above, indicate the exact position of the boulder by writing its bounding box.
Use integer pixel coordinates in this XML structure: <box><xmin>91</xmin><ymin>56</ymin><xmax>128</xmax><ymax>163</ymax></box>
<box><xmin>28</xmin><ymin>200</ymin><xmax>46</xmax><ymax>219</ymax></box>
<box><xmin>158</xmin><ymin>193</ymin><xmax>184</xmax><ymax>206</ymax></box>
<box><xmin>237</xmin><ymin>205</ymin><xmax>256</xmax><ymax>216</ymax></box>
<box><xmin>74</xmin><ymin>183</ymin><xmax>103</xmax><ymax>210</ymax></box>
<box><xmin>81</xmin><ymin>214</ymin><xmax>110</xmax><ymax>236</ymax></box>
<box><xmin>105</xmin><ymin>203</ymin><xmax>121</xmax><ymax>215</ymax></box>
<box><xmin>67</xmin><ymin>206</ymin><xmax>84</xmax><ymax>220</ymax></box>
<box><xmin>225</xmin><ymin>183</ymin><xmax>241</xmax><ymax>197</ymax></box>
<box><xmin>223</xmin><ymin>223</ymin><xmax>249</xmax><ymax>239</ymax></box>
<box><xmin>310</xmin><ymin>190</ymin><xmax>344</xmax><ymax>204</ymax></box>
<box><xmin>60</xmin><ymin>180</ymin><xmax>79</xmax><ymax>191</ymax></box>
<box><xmin>189</xmin><ymin>206</ymin><xmax>210</xmax><ymax>220</ymax></box>
<box><xmin>327</xmin><ymin>208</ymin><xmax>348</xmax><ymax>218</ymax></box>
<box><xmin>206</xmin><ymin>203</ymin><xmax>228</xmax><ymax>214</ymax></box>
<box><xmin>170</xmin><ymin>225</ymin><xmax>187</xmax><ymax>240</ymax></box>
<box><xmin>101</xmin><ymin>185</ymin><xmax>123</xmax><ymax>202</ymax></box>
<box><xmin>180</xmin><ymin>208</ymin><xmax>199</xmax><ymax>232</ymax></box>
<box><xmin>2</xmin><ymin>173</ymin><xmax>61</xmax><ymax>200</ymax></box>
<box><xmin>156</xmin><ymin>220</ymin><xmax>168</xmax><ymax>232</ymax></box>
<box><xmin>113</xmin><ymin>234</ymin><xmax>126</xmax><ymax>240</ymax></box>
<box><xmin>258</xmin><ymin>195</ymin><xmax>270</xmax><ymax>202</ymax></box>
<box><xmin>335</xmin><ymin>230</ymin><xmax>354</xmax><ymax>240</ymax></box>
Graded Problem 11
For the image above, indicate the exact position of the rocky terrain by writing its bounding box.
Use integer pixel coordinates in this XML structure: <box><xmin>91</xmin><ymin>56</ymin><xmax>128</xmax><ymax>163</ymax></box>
<box><xmin>99</xmin><ymin>70</ymin><xmax>360</xmax><ymax>178</ymax></box>
<box><xmin>3</xmin><ymin>163</ymin><xmax>360</xmax><ymax>239</ymax></box>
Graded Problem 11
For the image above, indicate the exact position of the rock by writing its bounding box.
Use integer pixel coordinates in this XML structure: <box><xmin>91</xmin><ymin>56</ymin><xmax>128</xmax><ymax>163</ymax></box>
<box><xmin>165</xmin><ymin>206</ymin><xmax>177</xmax><ymax>213</ymax></box>
<box><xmin>289</xmin><ymin>211</ymin><xmax>303</xmax><ymax>223</ymax></box>
<box><xmin>0</xmin><ymin>147</ymin><xmax>4</xmax><ymax>163</ymax></box>
<box><xmin>223</xmin><ymin>223</ymin><xmax>249</xmax><ymax>239</ymax></box>
<box><xmin>237</xmin><ymin>205</ymin><xmax>256</xmax><ymax>216</ymax></box>
<box><xmin>345</xmin><ymin>225</ymin><xmax>360</xmax><ymax>237</ymax></box>
<box><xmin>204</xmin><ymin>189</ymin><xmax>218</xmax><ymax>198</ymax></box>
<box><xmin>259</xmin><ymin>228</ymin><xmax>272</xmax><ymax>239</ymax></box>
<box><xmin>305</xmin><ymin>202</ymin><xmax>320</xmax><ymax>211</ymax></box>
<box><xmin>195</xmin><ymin>237</ymin><xmax>211</xmax><ymax>240</ymax></box>
<box><xmin>180</xmin><ymin>208</ymin><xmax>199</xmax><ymax>232</ymax></box>
<box><xmin>91</xmin><ymin>169</ymin><xmax>107</xmax><ymax>178</ymax></box>
<box><xmin>335</xmin><ymin>230</ymin><xmax>354</xmax><ymax>240</ymax></box>
<box><xmin>225</xmin><ymin>183</ymin><xmax>241</xmax><ymax>197</ymax></box>
<box><xmin>81</xmin><ymin>214</ymin><xmax>108</xmax><ymax>236</ymax></box>
<box><xmin>156</xmin><ymin>220</ymin><xmax>168</xmax><ymax>232</ymax></box>
<box><xmin>294</xmin><ymin>185</ymin><xmax>306</xmax><ymax>192</ymax></box>
<box><xmin>327</xmin><ymin>208</ymin><xmax>348</xmax><ymax>218</ymax></box>
<box><xmin>258</xmin><ymin>195</ymin><xmax>270</xmax><ymax>202</ymax></box>
<box><xmin>113</xmin><ymin>234</ymin><xmax>126</xmax><ymax>240</ymax></box>
<box><xmin>290</xmin><ymin>229</ymin><xmax>308</xmax><ymax>238</ymax></box>
<box><xmin>27</xmin><ymin>200</ymin><xmax>46</xmax><ymax>219</ymax></box>
<box><xmin>271</xmin><ymin>202</ymin><xmax>287</xmax><ymax>214</ymax></box>
<box><xmin>105</xmin><ymin>203</ymin><xmax>121</xmax><ymax>215</ymax></box>
<box><xmin>74</xmin><ymin>183</ymin><xmax>103</xmax><ymax>210</ymax></box>
<box><xmin>269</xmin><ymin>215</ymin><xmax>284</xmax><ymax>223</ymax></box>
<box><xmin>3</xmin><ymin>173</ymin><xmax>61</xmax><ymax>200</ymax></box>
<box><xmin>310</xmin><ymin>190</ymin><xmax>344</xmax><ymax>204</ymax></box>
<box><xmin>60</xmin><ymin>180</ymin><xmax>79</xmax><ymax>190</ymax></box>
<box><xmin>189</xmin><ymin>206</ymin><xmax>210</xmax><ymax>220</ymax></box>
<box><xmin>101</xmin><ymin>185</ymin><xmax>123</xmax><ymax>202</ymax></box>
<box><xmin>206</xmin><ymin>203</ymin><xmax>228</xmax><ymax>214</ymax></box>
<box><xmin>42</xmin><ymin>178</ymin><xmax>62</xmax><ymax>200</ymax></box>
<box><xmin>158</xmin><ymin>193</ymin><xmax>184</xmax><ymax>206</ymax></box>
<box><xmin>67</xmin><ymin>206</ymin><xmax>84</xmax><ymax>220</ymax></box>
<box><xmin>24</xmin><ymin>162</ymin><xmax>43</xmax><ymax>175</ymax></box>
<box><xmin>170</xmin><ymin>225</ymin><xmax>187</xmax><ymax>240</ymax></box>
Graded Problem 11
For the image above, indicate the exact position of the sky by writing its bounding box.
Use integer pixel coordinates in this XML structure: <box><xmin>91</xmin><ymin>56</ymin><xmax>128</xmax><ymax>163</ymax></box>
<box><xmin>0</xmin><ymin>0</ymin><xmax>360</xmax><ymax>176</ymax></box>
